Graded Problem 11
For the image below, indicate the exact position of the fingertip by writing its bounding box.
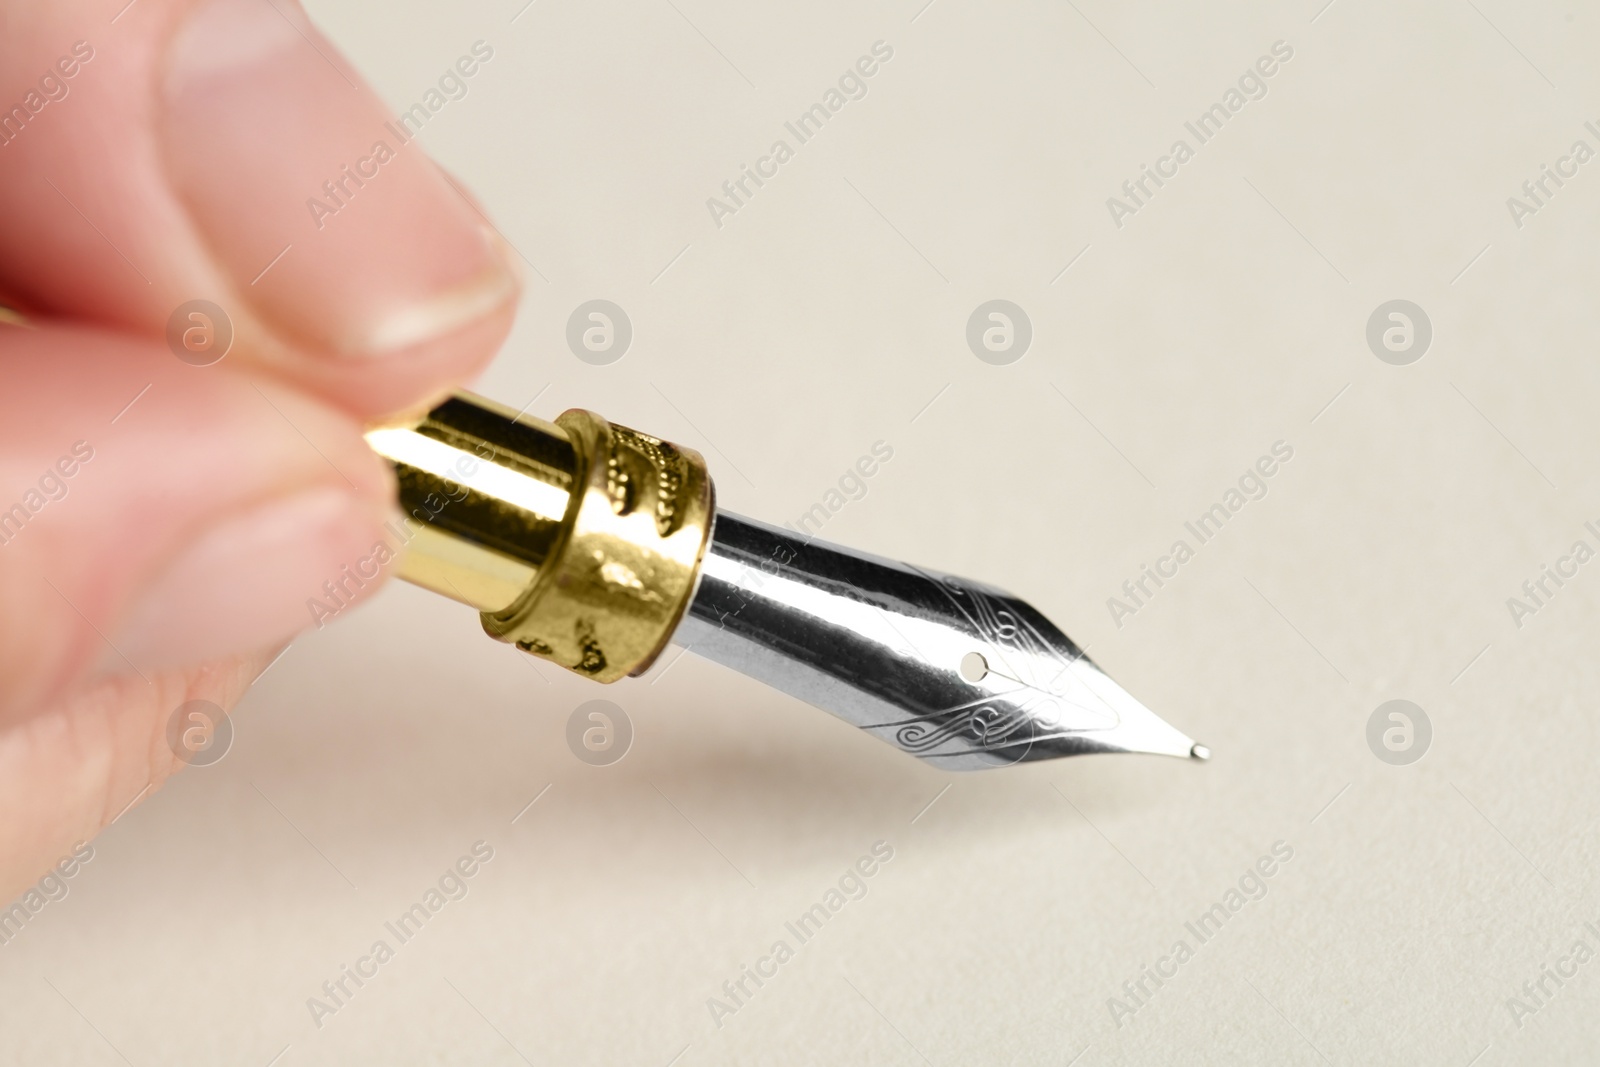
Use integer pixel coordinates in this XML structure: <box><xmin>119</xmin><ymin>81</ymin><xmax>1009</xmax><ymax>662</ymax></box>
<box><xmin>237</xmin><ymin>282</ymin><xmax>519</xmax><ymax>419</ymax></box>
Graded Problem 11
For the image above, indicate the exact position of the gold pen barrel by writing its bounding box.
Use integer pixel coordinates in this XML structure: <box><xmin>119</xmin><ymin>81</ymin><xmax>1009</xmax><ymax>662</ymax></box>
<box><xmin>366</xmin><ymin>394</ymin><xmax>575</xmax><ymax>612</ymax></box>
<box><xmin>365</xmin><ymin>392</ymin><xmax>714</xmax><ymax>682</ymax></box>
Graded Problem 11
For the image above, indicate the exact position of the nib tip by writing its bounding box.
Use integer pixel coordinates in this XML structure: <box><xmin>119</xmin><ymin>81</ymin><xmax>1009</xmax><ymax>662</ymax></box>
<box><xmin>1189</xmin><ymin>743</ymin><xmax>1211</xmax><ymax>761</ymax></box>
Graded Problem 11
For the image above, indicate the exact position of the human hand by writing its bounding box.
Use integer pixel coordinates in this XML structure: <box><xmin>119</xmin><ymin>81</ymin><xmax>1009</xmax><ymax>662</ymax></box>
<box><xmin>0</xmin><ymin>0</ymin><xmax>519</xmax><ymax>902</ymax></box>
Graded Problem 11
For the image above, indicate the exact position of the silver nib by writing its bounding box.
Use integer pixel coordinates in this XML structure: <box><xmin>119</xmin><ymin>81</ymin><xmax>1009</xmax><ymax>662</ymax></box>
<box><xmin>674</xmin><ymin>512</ymin><xmax>1207</xmax><ymax>771</ymax></box>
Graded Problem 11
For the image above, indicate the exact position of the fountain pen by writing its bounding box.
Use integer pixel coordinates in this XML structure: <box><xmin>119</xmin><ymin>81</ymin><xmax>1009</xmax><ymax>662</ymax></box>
<box><xmin>366</xmin><ymin>392</ymin><xmax>1208</xmax><ymax>770</ymax></box>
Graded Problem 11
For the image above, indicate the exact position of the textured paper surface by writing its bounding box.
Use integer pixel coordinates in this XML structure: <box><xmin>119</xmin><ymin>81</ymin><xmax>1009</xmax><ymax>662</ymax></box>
<box><xmin>5</xmin><ymin>1</ymin><xmax>1600</xmax><ymax>1063</ymax></box>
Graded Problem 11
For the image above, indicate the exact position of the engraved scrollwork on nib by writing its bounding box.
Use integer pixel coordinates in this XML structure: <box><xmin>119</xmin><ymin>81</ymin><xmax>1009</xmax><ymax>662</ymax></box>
<box><xmin>893</xmin><ymin>703</ymin><xmax>1033</xmax><ymax>755</ymax></box>
<box><xmin>895</xmin><ymin>712</ymin><xmax>982</xmax><ymax>753</ymax></box>
<box><xmin>919</xmin><ymin>567</ymin><xmax>1097</xmax><ymax>700</ymax></box>
<box><xmin>969</xmin><ymin>705</ymin><xmax>1032</xmax><ymax>747</ymax></box>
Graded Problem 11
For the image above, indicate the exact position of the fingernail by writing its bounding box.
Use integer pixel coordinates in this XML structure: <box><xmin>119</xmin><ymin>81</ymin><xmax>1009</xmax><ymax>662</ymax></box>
<box><xmin>160</xmin><ymin>0</ymin><xmax>518</xmax><ymax>357</ymax></box>
<box><xmin>111</xmin><ymin>488</ymin><xmax>397</xmax><ymax>672</ymax></box>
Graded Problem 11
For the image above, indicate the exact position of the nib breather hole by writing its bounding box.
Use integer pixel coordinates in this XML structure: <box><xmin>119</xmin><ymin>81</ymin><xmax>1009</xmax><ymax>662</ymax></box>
<box><xmin>959</xmin><ymin>651</ymin><xmax>989</xmax><ymax>683</ymax></box>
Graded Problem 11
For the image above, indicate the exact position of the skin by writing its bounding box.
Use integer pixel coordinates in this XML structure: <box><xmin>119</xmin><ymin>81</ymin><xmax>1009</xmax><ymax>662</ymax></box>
<box><xmin>0</xmin><ymin>0</ymin><xmax>520</xmax><ymax>901</ymax></box>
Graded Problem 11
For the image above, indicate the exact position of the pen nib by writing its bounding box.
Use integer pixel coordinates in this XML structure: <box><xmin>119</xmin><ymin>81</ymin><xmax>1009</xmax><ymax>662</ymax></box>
<box><xmin>675</xmin><ymin>512</ymin><xmax>1207</xmax><ymax>770</ymax></box>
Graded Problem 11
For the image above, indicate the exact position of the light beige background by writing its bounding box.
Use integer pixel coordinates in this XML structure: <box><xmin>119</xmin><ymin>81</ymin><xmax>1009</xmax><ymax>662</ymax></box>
<box><xmin>5</xmin><ymin>0</ymin><xmax>1600</xmax><ymax>1063</ymax></box>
